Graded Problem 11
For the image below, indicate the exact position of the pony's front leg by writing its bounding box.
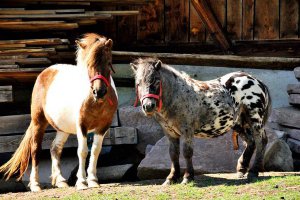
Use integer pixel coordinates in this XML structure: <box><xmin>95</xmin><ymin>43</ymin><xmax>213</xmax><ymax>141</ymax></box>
<box><xmin>50</xmin><ymin>131</ymin><xmax>69</xmax><ymax>188</ymax></box>
<box><xmin>181</xmin><ymin>137</ymin><xmax>194</xmax><ymax>184</ymax></box>
<box><xmin>163</xmin><ymin>136</ymin><xmax>180</xmax><ymax>186</ymax></box>
<box><xmin>76</xmin><ymin>129</ymin><xmax>89</xmax><ymax>190</ymax></box>
<box><xmin>87</xmin><ymin>133</ymin><xmax>104</xmax><ymax>188</ymax></box>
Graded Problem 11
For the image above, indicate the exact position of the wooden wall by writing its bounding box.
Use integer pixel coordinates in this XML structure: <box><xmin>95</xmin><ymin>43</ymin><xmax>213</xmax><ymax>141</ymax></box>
<box><xmin>124</xmin><ymin>0</ymin><xmax>300</xmax><ymax>44</ymax></box>
<box><xmin>1</xmin><ymin>0</ymin><xmax>300</xmax><ymax>55</ymax></box>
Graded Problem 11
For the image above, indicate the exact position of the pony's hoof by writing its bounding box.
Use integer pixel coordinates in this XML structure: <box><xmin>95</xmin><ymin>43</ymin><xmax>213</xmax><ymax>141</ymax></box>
<box><xmin>247</xmin><ymin>171</ymin><xmax>258</xmax><ymax>179</ymax></box>
<box><xmin>76</xmin><ymin>182</ymin><xmax>88</xmax><ymax>190</ymax></box>
<box><xmin>237</xmin><ymin>172</ymin><xmax>245</xmax><ymax>178</ymax></box>
<box><xmin>181</xmin><ymin>177</ymin><xmax>193</xmax><ymax>184</ymax></box>
<box><xmin>162</xmin><ymin>179</ymin><xmax>171</xmax><ymax>186</ymax></box>
<box><xmin>30</xmin><ymin>185</ymin><xmax>42</xmax><ymax>192</ymax></box>
<box><xmin>88</xmin><ymin>180</ymin><xmax>100</xmax><ymax>188</ymax></box>
<box><xmin>56</xmin><ymin>181</ymin><xmax>69</xmax><ymax>188</ymax></box>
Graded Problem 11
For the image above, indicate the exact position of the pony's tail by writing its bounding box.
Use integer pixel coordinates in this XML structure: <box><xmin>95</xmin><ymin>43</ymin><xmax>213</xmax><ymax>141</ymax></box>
<box><xmin>0</xmin><ymin>124</ymin><xmax>34</xmax><ymax>181</ymax></box>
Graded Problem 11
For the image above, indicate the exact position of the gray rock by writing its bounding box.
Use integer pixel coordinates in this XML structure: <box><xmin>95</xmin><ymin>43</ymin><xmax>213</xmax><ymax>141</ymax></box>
<box><xmin>264</xmin><ymin>139</ymin><xmax>294</xmax><ymax>172</ymax></box>
<box><xmin>138</xmin><ymin>134</ymin><xmax>244</xmax><ymax>180</ymax></box>
<box><xmin>119</xmin><ymin>106</ymin><xmax>164</xmax><ymax>155</ymax></box>
<box><xmin>145</xmin><ymin>145</ymin><xmax>153</xmax><ymax>155</ymax></box>
<box><xmin>97</xmin><ymin>164</ymin><xmax>134</xmax><ymax>181</ymax></box>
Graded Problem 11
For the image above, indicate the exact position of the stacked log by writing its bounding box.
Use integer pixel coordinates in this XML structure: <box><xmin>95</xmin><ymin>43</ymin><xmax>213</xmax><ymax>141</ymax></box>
<box><xmin>271</xmin><ymin>67</ymin><xmax>300</xmax><ymax>170</ymax></box>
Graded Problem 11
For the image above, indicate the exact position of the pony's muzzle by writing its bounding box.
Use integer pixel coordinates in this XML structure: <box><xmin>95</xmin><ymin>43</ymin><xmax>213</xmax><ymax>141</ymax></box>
<box><xmin>142</xmin><ymin>99</ymin><xmax>156</xmax><ymax>114</ymax></box>
<box><xmin>93</xmin><ymin>87</ymin><xmax>107</xmax><ymax>100</ymax></box>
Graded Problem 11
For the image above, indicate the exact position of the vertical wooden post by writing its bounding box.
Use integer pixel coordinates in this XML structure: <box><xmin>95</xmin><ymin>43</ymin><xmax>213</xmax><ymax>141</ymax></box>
<box><xmin>191</xmin><ymin>0</ymin><xmax>231</xmax><ymax>52</ymax></box>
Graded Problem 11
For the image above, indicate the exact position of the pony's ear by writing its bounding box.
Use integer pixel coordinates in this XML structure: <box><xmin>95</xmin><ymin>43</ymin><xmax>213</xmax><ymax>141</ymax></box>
<box><xmin>105</xmin><ymin>39</ymin><xmax>113</xmax><ymax>48</ymax></box>
<box><xmin>154</xmin><ymin>60</ymin><xmax>162</xmax><ymax>70</ymax></box>
<box><xmin>130</xmin><ymin>63</ymin><xmax>138</xmax><ymax>72</ymax></box>
<box><xmin>75</xmin><ymin>40</ymin><xmax>86</xmax><ymax>49</ymax></box>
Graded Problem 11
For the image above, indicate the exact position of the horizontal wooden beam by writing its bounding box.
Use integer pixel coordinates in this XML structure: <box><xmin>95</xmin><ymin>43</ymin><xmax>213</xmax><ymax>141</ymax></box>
<box><xmin>6</xmin><ymin>0</ymin><xmax>154</xmax><ymax>3</ymax></box>
<box><xmin>91</xmin><ymin>10</ymin><xmax>139</xmax><ymax>16</ymax></box>
<box><xmin>0</xmin><ymin>9</ymin><xmax>85</xmax><ymax>15</ymax></box>
<box><xmin>0</xmin><ymin>48</ymin><xmax>56</xmax><ymax>55</ymax></box>
<box><xmin>0</xmin><ymin>127</ymin><xmax>137</xmax><ymax>153</ymax></box>
<box><xmin>0</xmin><ymin>85</ymin><xmax>13</xmax><ymax>103</ymax></box>
<box><xmin>0</xmin><ymin>38</ymin><xmax>68</xmax><ymax>46</ymax></box>
<box><xmin>0</xmin><ymin>22</ymin><xmax>79</xmax><ymax>31</ymax></box>
<box><xmin>112</xmin><ymin>51</ymin><xmax>300</xmax><ymax>70</ymax></box>
<box><xmin>0</xmin><ymin>13</ymin><xmax>112</xmax><ymax>19</ymax></box>
<box><xmin>0</xmin><ymin>58</ymin><xmax>51</xmax><ymax>65</ymax></box>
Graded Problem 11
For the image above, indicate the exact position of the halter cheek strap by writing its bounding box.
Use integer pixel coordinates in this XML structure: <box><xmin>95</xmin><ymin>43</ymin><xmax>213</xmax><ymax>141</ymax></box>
<box><xmin>134</xmin><ymin>81</ymin><xmax>163</xmax><ymax>112</ymax></box>
<box><xmin>90</xmin><ymin>74</ymin><xmax>113</xmax><ymax>106</ymax></box>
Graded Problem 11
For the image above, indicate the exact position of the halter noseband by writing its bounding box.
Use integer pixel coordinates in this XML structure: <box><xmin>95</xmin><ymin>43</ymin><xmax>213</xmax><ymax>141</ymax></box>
<box><xmin>134</xmin><ymin>81</ymin><xmax>163</xmax><ymax>112</ymax></box>
<box><xmin>90</xmin><ymin>73</ymin><xmax>113</xmax><ymax>106</ymax></box>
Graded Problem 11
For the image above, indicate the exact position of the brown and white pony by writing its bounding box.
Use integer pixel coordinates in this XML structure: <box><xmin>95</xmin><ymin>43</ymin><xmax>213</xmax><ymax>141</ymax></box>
<box><xmin>0</xmin><ymin>33</ymin><xmax>118</xmax><ymax>191</ymax></box>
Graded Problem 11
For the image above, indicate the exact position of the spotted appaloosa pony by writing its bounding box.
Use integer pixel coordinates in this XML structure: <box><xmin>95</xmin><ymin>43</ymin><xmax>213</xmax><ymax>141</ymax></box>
<box><xmin>131</xmin><ymin>58</ymin><xmax>271</xmax><ymax>185</ymax></box>
<box><xmin>0</xmin><ymin>33</ymin><xmax>118</xmax><ymax>191</ymax></box>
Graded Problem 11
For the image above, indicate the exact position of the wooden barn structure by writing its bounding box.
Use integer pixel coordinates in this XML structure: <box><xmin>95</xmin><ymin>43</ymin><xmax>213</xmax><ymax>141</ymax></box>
<box><xmin>0</xmin><ymin>0</ymin><xmax>300</xmax><ymax>177</ymax></box>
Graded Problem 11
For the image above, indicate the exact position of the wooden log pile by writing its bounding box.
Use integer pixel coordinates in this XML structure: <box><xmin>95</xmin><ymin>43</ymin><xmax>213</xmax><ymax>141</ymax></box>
<box><xmin>271</xmin><ymin>67</ymin><xmax>300</xmax><ymax>170</ymax></box>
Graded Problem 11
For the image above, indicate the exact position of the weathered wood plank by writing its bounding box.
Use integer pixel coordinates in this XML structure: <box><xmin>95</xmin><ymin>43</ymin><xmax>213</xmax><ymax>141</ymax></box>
<box><xmin>294</xmin><ymin>67</ymin><xmax>300</xmax><ymax>80</ymax></box>
<box><xmin>273</xmin><ymin>107</ymin><xmax>300</xmax><ymax>128</ymax></box>
<box><xmin>165</xmin><ymin>0</ymin><xmax>189</xmax><ymax>43</ymax></box>
<box><xmin>227</xmin><ymin>0</ymin><xmax>242</xmax><ymax>40</ymax></box>
<box><xmin>0</xmin><ymin>132</ymin><xmax>77</xmax><ymax>153</ymax></box>
<box><xmin>242</xmin><ymin>0</ymin><xmax>254</xmax><ymax>40</ymax></box>
<box><xmin>0</xmin><ymin>86</ymin><xmax>13</xmax><ymax>103</ymax></box>
<box><xmin>280</xmin><ymin>0</ymin><xmax>298</xmax><ymax>39</ymax></box>
<box><xmin>289</xmin><ymin>94</ymin><xmax>300</xmax><ymax>105</ymax></box>
<box><xmin>104</xmin><ymin>127</ymin><xmax>138</xmax><ymax>145</ymax></box>
<box><xmin>137</xmin><ymin>0</ymin><xmax>164</xmax><ymax>44</ymax></box>
<box><xmin>0</xmin><ymin>9</ymin><xmax>85</xmax><ymax>15</ymax></box>
<box><xmin>287</xmin><ymin>138</ymin><xmax>300</xmax><ymax>154</ymax></box>
<box><xmin>192</xmin><ymin>0</ymin><xmax>231</xmax><ymax>51</ymax></box>
<box><xmin>117</xmin><ymin>5</ymin><xmax>137</xmax><ymax>44</ymax></box>
<box><xmin>190</xmin><ymin>0</ymin><xmax>206</xmax><ymax>42</ymax></box>
<box><xmin>0</xmin><ymin>48</ymin><xmax>56</xmax><ymax>55</ymax></box>
<box><xmin>0</xmin><ymin>22</ymin><xmax>79</xmax><ymax>31</ymax></box>
<box><xmin>0</xmin><ymin>58</ymin><xmax>51</xmax><ymax>65</ymax></box>
<box><xmin>254</xmin><ymin>0</ymin><xmax>279</xmax><ymax>39</ymax></box>
<box><xmin>91</xmin><ymin>10</ymin><xmax>139</xmax><ymax>16</ymax></box>
<box><xmin>206</xmin><ymin>0</ymin><xmax>226</xmax><ymax>42</ymax></box>
<box><xmin>0</xmin><ymin>127</ymin><xmax>137</xmax><ymax>153</ymax></box>
<box><xmin>0</xmin><ymin>65</ymin><xmax>19</xmax><ymax>69</ymax></box>
<box><xmin>112</xmin><ymin>51</ymin><xmax>300</xmax><ymax>69</ymax></box>
<box><xmin>0</xmin><ymin>114</ymin><xmax>32</xmax><ymax>135</ymax></box>
<box><xmin>0</xmin><ymin>38</ymin><xmax>66</xmax><ymax>46</ymax></box>
<box><xmin>0</xmin><ymin>44</ymin><xmax>26</xmax><ymax>49</ymax></box>
<box><xmin>0</xmin><ymin>13</ymin><xmax>111</xmax><ymax>19</ymax></box>
<box><xmin>287</xmin><ymin>84</ymin><xmax>300</xmax><ymax>94</ymax></box>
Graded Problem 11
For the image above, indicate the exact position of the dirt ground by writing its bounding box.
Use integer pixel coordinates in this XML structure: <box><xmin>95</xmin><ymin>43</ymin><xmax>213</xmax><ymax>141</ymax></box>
<box><xmin>0</xmin><ymin>172</ymin><xmax>299</xmax><ymax>200</ymax></box>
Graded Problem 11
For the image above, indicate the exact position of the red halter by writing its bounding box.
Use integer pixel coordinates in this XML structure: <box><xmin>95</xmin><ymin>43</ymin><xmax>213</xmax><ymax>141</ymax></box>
<box><xmin>90</xmin><ymin>74</ymin><xmax>113</xmax><ymax>106</ymax></box>
<box><xmin>134</xmin><ymin>81</ymin><xmax>163</xmax><ymax>112</ymax></box>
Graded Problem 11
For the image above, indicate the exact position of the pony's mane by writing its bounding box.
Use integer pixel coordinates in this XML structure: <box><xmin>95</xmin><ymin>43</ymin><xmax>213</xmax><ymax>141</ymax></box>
<box><xmin>75</xmin><ymin>33</ymin><xmax>108</xmax><ymax>67</ymax></box>
<box><xmin>133</xmin><ymin>57</ymin><xmax>191</xmax><ymax>80</ymax></box>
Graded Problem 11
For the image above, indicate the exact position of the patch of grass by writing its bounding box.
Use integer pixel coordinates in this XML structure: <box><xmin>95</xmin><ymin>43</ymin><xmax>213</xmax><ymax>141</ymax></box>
<box><xmin>60</xmin><ymin>175</ymin><xmax>300</xmax><ymax>200</ymax></box>
<box><xmin>2</xmin><ymin>173</ymin><xmax>299</xmax><ymax>200</ymax></box>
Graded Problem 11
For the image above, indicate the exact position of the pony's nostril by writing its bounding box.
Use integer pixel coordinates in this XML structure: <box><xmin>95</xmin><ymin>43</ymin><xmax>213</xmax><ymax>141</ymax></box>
<box><xmin>151</xmin><ymin>103</ymin><xmax>155</xmax><ymax>109</ymax></box>
<box><xmin>97</xmin><ymin>87</ymin><xmax>107</xmax><ymax>98</ymax></box>
<box><xmin>93</xmin><ymin>90</ymin><xmax>97</xmax><ymax>95</ymax></box>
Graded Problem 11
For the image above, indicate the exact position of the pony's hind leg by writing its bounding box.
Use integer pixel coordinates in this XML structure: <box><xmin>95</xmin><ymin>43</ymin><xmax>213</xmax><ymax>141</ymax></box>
<box><xmin>236</xmin><ymin>128</ymin><xmax>255</xmax><ymax>178</ymax></box>
<box><xmin>87</xmin><ymin>133</ymin><xmax>104</xmax><ymax>188</ymax></box>
<box><xmin>248</xmin><ymin>127</ymin><xmax>268</xmax><ymax>178</ymax></box>
<box><xmin>163</xmin><ymin>136</ymin><xmax>180</xmax><ymax>186</ymax></box>
<box><xmin>181</xmin><ymin>137</ymin><xmax>194</xmax><ymax>184</ymax></box>
<box><xmin>50</xmin><ymin>131</ymin><xmax>69</xmax><ymax>188</ymax></box>
<box><xmin>29</xmin><ymin>121</ymin><xmax>47</xmax><ymax>192</ymax></box>
<box><xmin>76</xmin><ymin>128</ymin><xmax>89</xmax><ymax>190</ymax></box>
